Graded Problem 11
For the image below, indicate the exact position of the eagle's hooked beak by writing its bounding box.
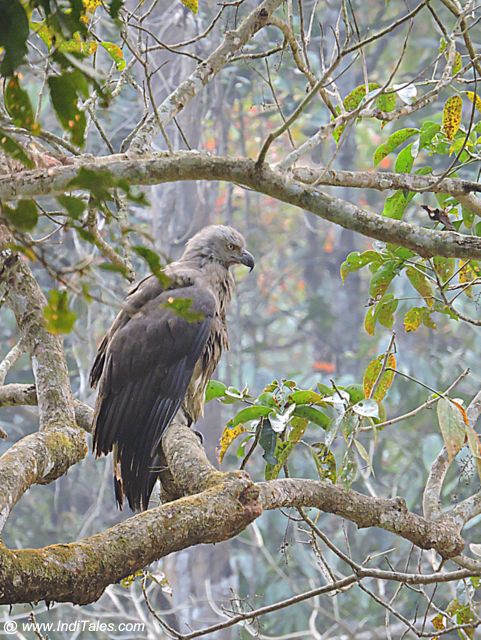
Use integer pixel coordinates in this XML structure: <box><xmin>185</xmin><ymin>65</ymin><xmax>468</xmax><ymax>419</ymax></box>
<box><xmin>239</xmin><ymin>249</ymin><xmax>255</xmax><ymax>271</ymax></box>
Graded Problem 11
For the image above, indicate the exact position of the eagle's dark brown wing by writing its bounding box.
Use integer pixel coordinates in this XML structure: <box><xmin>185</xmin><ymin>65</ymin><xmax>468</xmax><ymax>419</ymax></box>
<box><xmin>91</xmin><ymin>278</ymin><xmax>215</xmax><ymax>511</ymax></box>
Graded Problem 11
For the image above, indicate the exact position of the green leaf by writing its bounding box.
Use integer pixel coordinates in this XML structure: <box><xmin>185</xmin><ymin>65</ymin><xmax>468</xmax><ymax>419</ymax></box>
<box><xmin>288</xmin><ymin>390</ymin><xmax>324</xmax><ymax>405</ymax></box>
<box><xmin>354</xmin><ymin>439</ymin><xmax>374</xmax><ymax>475</ymax></box>
<box><xmin>376</xmin><ymin>294</ymin><xmax>398</xmax><ymax>329</ymax></box>
<box><xmin>100</xmin><ymin>42</ymin><xmax>126</xmax><ymax>70</ymax></box>
<box><xmin>375</xmin><ymin>91</ymin><xmax>396</xmax><ymax>112</ymax></box>
<box><xmin>132</xmin><ymin>245</ymin><xmax>171</xmax><ymax>286</ymax></box>
<box><xmin>382</xmin><ymin>191</ymin><xmax>410</xmax><ymax>219</ymax></box>
<box><xmin>419</xmin><ymin>121</ymin><xmax>441</xmax><ymax>148</ymax></box>
<box><xmin>68</xmin><ymin>167</ymin><xmax>115</xmax><ymax>200</ymax></box>
<box><xmin>437</xmin><ymin>397</ymin><xmax>467</xmax><ymax>461</ymax></box>
<box><xmin>265</xmin><ymin>417</ymin><xmax>308</xmax><ymax>480</ymax></box>
<box><xmin>344</xmin><ymin>384</ymin><xmax>364</xmax><ymax>404</ymax></box>
<box><xmin>205</xmin><ymin>380</ymin><xmax>227</xmax><ymax>403</ymax></box>
<box><xmin>163</xmin><ymin>297</ymin><xmax>205</xmax><ymax>322</ymax></box>
<box><xmin>0</xmin><ymin>129</ymin><xmax>34</xmax><ymax>168</ymax></box>
<box><xmin>98</xmin><ymin>262</ymin><xmax>129</xmax><ymax>276</ymax></box>
<box><xmin>462</xmin><ymin>205</ymin><xmax>475</xmax><ymax>229</ymax></box>
<box><xmin>364</xmin><ymin>293</ymin><xmax>398</xmax><ymax>335</ymax></box>
<box><xmin>340</xmin><ymin>250</ymin><xmax>381</xmax><ymax>281</ymax></box>
<box><xmin>43</xmin><ymin>290</ymin><xmax>77</xmax><ymax>334</ymax></box>
<box><xmin>57</xmin><ymin>195</ymin><xmax>86</xmax><ymax>219</ymax></box>
<box><xmin>369</xmin><ymin>261</ymin><xmax>398</xmax><ymax>298</ymax></box>
<box><xmin>259</xmin><ymin>419</ymin><xmax>277</xmax><ymax>467</ymax></box>
<box><xmin>373</xmin><ymin>128</ymin><xmax>419</xmax><ymax>166</ymax></box>
<box><xmin>344</xmin><ymin>82</ymin><xmax>380</xmax><ymax>111</ymax></box>
<box><xmin>394</xmin><ymin>142</ymin><xmax>416</xmax><ymax>173</ymax></box>
<box><xmin>255</xmin><ymin>391</ymin><xmax>278</xmax><ymax>407</ymax></box>
<box><xmin>293</xmin><ymin>405</ymin><xmax>331</xmax><ymax>429</ymax></box>
<box><xmin>48</xmin><ymin>72</ymin><xmax>87</xmax><ymax>146</ymax></box>
<box><xmin>4</xmin><ymin>75</ymin><xmax>40</xmax><ymax>133</ymax></box>
<box><xmin>3</xmin><ymin>199</ymin><xmax>38</xmax><ymax>231</ymax></box>
<box><xmin>0</xmin><ymin>0</ymin><xmax>29</xmax><ymax>76</ymax></box>
<box><xmin>109</xmin><ymin>0</ymin><xmax>123</xmax><ymax>19</ymax></box>
<box><xmin>228</xmin><ymin>405</ymin><xmax>272</xmax><ymax>428</ymax></box>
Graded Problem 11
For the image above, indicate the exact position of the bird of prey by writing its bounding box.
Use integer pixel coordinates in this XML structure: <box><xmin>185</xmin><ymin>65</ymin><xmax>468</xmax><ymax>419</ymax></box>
<box><xmin>90</xmin><ymin>225</ymin><xmax>255</xmax><ymax>511</ymax></box>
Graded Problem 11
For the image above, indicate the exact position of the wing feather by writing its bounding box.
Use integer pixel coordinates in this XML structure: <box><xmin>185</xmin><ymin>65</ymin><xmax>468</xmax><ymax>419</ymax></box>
<box><xmin>92</xmin><ymin>280</ymin><xmax>215</xmax><ymax>511</ymax></box>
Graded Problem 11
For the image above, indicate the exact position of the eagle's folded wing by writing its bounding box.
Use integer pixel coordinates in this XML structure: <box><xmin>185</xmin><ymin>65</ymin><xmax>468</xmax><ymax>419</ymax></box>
<box><xmin>92</xmin><ymin>279</ymin><xmax>215</xmax><ymax>511</ymax></box>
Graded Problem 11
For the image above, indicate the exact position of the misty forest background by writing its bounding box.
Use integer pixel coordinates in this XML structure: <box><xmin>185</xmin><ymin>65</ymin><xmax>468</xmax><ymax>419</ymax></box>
<box><xmin>1</xmin><ymin>0</ymin><xmax>481</xmax><ymax>638</ymax></box>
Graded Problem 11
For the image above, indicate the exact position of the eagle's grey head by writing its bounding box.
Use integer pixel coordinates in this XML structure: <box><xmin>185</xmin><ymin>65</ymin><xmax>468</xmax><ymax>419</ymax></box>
<box><xmin>182</xmin><ymin>225</ymin><xmax>255</xmax><ymax>271</ymax></box>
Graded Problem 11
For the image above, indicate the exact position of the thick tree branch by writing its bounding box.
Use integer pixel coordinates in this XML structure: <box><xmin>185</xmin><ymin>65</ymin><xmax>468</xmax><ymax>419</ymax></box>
<box><xmin>260</xmin><ymin>478</ymin><xmax>464</xmax><ymax>558</ymax></box>
<box><xmin>0</xmin><ymin>471</ymin><xmax>262</xmax><ymax>605</ymax></box>
<box><xmin>0</xmin><ymin>223</ymin><xmax>75</xmax><ymax>430</ymax></box>
<box><xmin>0</xmin><ymin>223</ymin><xmax>85</xmax><ymax>531</ymax></box>
<box><xmin>2</xmin><ymin>153</ymin><xmax>481</xmax><ymax>260</ymax></box>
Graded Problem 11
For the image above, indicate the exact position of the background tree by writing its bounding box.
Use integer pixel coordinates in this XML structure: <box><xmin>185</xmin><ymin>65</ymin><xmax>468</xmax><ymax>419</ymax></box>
<box><xmin>1</xmin><ymin>0</ymin><xmax>481</xmax><ymax>637</ymax></box>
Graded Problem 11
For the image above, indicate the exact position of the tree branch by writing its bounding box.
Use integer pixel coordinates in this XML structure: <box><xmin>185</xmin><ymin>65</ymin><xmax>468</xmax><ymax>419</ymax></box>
<box><xmin>0</xmin><ymin>470</ymin><xmax>262</xmax><ymax>605</ymax></box>
<box><xmin>260</xmin><ymin>478</ymin><xmax>464</xmax><ymax>558</ymax></box>
<box><xmin>2</xmin><ymin>153</ymin><xmax>481</xmax><ymax>260</ymax></box>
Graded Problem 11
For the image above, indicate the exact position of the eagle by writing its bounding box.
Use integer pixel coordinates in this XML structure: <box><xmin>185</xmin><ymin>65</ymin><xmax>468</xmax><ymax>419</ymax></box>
<box><xmin>90</xmin><ymin>225</ymin><xmax>254</xmax><ymax>512</ymax></box>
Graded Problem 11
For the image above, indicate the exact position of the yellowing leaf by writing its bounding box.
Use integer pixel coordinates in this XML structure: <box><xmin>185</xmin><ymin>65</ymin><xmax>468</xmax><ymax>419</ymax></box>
<box><xmin>437</xmin><ymin>397</ymin><xmax>467</xmax><ymax>461</ymax></box>
<box><xmin>180</xmin><ymin>0</ymin><xmax>198</xmax><ymax>13</ymax></box>
<box><xmin>265</xmin><ymin>417</ymin><xmax>308</xmax><ymax>480</ymax></box>
<box><xmin>101</xmin><ymin>42</ymin><xmax>126</xmax><ymax>71</ymax></box>
<box><xmin>459</xmin><ymin>260</ymin><xmax>477</xmax><ymax>298</ymax></box>
<box><xmin>465</xmin><ymin>91</ymin><xmax>481</xmax><ymax>113</ymax></box>
<box><xmin>442</xmin><ymin>95</ymin><xmax>462</xmax><ymax>141</ymax></box>
<box><xmin>404</xmin><ymin>307</ymin><xmax>422</xmax><ymax>332</ymax></box>
<box><xmin>433</xmin><ymin>256</ymin><xmax>456</xmax><ymax>282</ymax></box>
<box><xmin>453</xmin><ymin>51</ymin><xmax>462</xmax><ymax>75</ymax></box>
<box><xmin>120</xmin><ymin>570</ymin><xmax>143</xmax><ymax>588</ymax></box>
<box><xmin>403</xmin><ymin>307</ymin><xmax>436</xmax><ymax>332</ymax></box>
<box><xmin>4</xmin><ymin>75</ymin><xmax>40</xmax><ymax>134</ymax></box>
<box><xmin>217</xmin><ymin>424</ymin><xmax>246</xmax><ymax>463</ymax></box>
<box><xmin>432</xmin><ymin>613</ymin><xmax>445</xmax><ymax>631</ymax></box>
<box><xmin>450</xmin><ymin>399</ymin><xmax>468</xmax><ymax>426</ymax></box>
<box><xmin>466</xmin><ymin>424</ymin><xmax>481</xmax><ymax>482</ymax></box>
<box><xmin>363</xmin><ymin>354</ymin><xmax>396</xmax><ymax>402</ymax></box>
<box><xmin>82</xmin><ymin>0</ymin><xmax>102</xmax><ymax>12</ymax></box>
<box><xmin>406</xmin><ymin>266</ymin><xmax>434</xmax><ymax>307</ymax></box>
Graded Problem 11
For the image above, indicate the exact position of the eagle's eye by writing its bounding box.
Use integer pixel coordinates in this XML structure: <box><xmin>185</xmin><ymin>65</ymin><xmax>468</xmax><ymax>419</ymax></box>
<box><xmin>228</xmin><ymin>243</ymin><xmax>239</xmax><ymax>251</ymax></box>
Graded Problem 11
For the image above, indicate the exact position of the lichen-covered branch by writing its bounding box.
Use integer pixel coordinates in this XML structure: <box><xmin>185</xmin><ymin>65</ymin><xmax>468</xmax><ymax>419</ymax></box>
<box><xmin>260</xmin><ymin>478</ymin><xmax>464</xmax><ymax>558</ymax></box>
<box><xmin>0</xmin><ymin>471</ymin><xmax>262</xmax><ymax>605</ymax></box>
<box><xmin>0</xmin><ymin>426</ymin><xmax>87</xmax><ymax>533</ymax></box>
<box><xmin>2</xmin><ymin>153</ymin><xmax>481</xmax><ymax>260</ymax></box>
<box><xmin>0</xmin><ymin>383</ymin><xmax>93</xmax><ymax>432</ymax></box>
<box><xmin>0</xmin><ymin>222</ymin><xmax>75</xmax><ymax>430</ymax></box>
<box><xmin>291</xmin><ymin>166</ymin><xmax>481</xmax><ymax>197</ymax></box>
<box><xmin>0</xmin><ymin>222</ymin><xmax>83</xmax><ymax>531</ymax></box>
<box><xmin>0</xmin><ymin>419</ymin><xmax>468</xmax><ymax>606</ymax></box>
